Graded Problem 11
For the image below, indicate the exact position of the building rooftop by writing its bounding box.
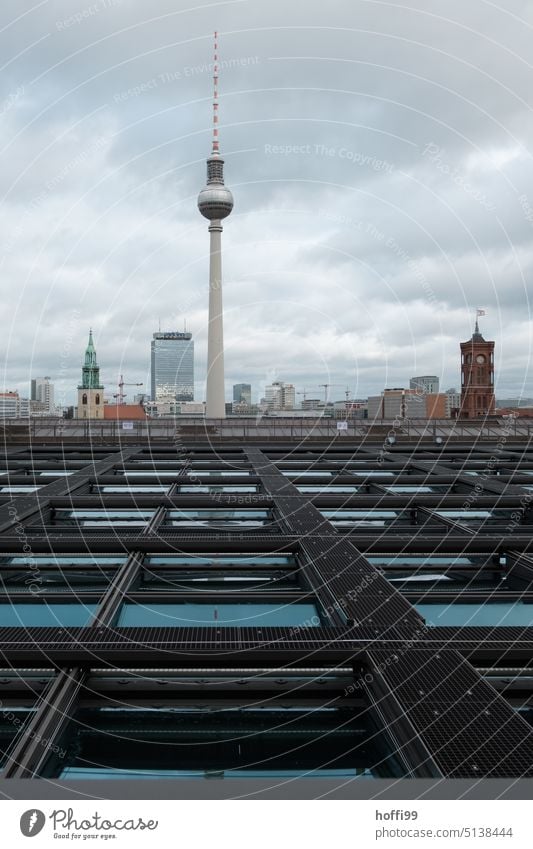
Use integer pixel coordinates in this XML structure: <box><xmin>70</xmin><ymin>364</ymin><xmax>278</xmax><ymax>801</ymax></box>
<box><xmin>0</xmin><ymin>432</ymin><xmax>532</xmax><ymax>786</ymax></box>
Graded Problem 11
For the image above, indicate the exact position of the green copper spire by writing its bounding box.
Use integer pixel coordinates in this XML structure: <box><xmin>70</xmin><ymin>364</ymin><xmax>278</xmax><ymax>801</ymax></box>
<box><xmin>79</xmin><ymin>329</ymin><xmax>103</xmax><ymax>390</ymax></box>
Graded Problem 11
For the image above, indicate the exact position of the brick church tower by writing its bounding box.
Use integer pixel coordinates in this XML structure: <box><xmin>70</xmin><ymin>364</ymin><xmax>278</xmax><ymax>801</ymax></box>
<box><xmin>460</xmin><ymin>316</ymin><xmax>495</xmax><ymax>418</ymax></box>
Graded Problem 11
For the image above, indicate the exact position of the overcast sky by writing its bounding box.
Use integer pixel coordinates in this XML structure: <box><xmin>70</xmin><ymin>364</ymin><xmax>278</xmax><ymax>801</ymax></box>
<box><xmin>1</xmin><ymin>0</ymin><xmax>532</xmax><ymax>405</ymax></box>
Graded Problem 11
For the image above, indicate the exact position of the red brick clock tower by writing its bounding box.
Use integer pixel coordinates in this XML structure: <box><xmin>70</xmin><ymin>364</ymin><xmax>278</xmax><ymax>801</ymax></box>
<box><xmin>460</xmin><ymin>317</ymin><xmax>495</xmax><ymax>418</ymax></box>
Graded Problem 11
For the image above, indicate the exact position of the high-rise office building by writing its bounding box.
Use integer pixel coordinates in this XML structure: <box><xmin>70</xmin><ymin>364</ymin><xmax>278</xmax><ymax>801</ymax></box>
<box><xmin>0</xmin><ymin>391</ymin><xmax>29</xmax><ymax>418</ymax></box>
<box><xmin>265</xmin><ymin>381</ymin><xmax>296</xmax><ymax>410</ymax></box>
<box><xmin>233</xmin><ymin>383</ymin><xmax>251</xmax><ymax>406</ymax></box>
<box><xmin>410</xmin><ymin>375</ymin><xmax>440</xmax><ymax>394</ymax></box>
<box><xmin>30</xmin><ymin>376</ymin><xmax>55</xmax><ymax>413</ymax></box>
<box><xmin>150</xmin><ymin>331</ymin><xmax>194</xmax><ymax>402</ymax></box>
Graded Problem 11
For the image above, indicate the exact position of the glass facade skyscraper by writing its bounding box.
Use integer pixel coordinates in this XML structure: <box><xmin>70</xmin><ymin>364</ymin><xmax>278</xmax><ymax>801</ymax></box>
<box><xmin>233</xmin><ymin>383</ymin><xmax>251</xmax><ymax>405</ymax></box>
<box><xmin>150</xmin><ymin>331</ymin><xmax>194</xmax><ymax>401</ymax></box>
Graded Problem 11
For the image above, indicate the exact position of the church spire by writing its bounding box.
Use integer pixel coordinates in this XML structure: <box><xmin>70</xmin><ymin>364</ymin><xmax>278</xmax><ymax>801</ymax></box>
<box><xmin>80</xmin><ymin>330</ymin><xmax>103</xmax><ymax>389</ymax></box>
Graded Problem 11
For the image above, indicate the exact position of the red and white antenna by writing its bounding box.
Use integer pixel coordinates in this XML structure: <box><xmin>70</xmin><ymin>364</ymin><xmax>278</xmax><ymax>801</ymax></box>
<box><xmin>212</xmin><ymin>30</ymin><xmax>219</xmax><ymax>155</ymax></box>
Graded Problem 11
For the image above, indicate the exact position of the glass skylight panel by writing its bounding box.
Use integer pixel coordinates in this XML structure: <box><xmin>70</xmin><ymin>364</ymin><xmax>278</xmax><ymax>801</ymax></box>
<box><xmin>122</xmin><ymin>471</ymin><xmax>177</xmax><ymax>478</ymax></box>
<box><xmin>384</xmin><ymin>485</ymin><xmax>444</xmax><ymax>493</ymax></box>
<box><xmin>178</xmin><ymin>485</ymin><xmax>257</xmax><ymax>493</ymax></box>
<box><xmin>99</xmin><ymin>485</ymin><xmax>169</xmax><ymax>493</ymax></box>
<box><xmin>297</xmin><ymin>485</ymin><xmax>359</xmax><ymax>493</ymax></box>
<box><xmin>118</xmin><ymin>602</ymin><xmax>320</xmax><ymax>627</ymax></box>
<box><xmin>52</xmin><ymin>705</ymin><xmax>404</xmax><ymax>779</ymax></box>
<box><xmin>0</xmin><ymin>486</ymin><xmax>41</xmax><ymax>493</ymax></box>
<box><xmin>281</xmin><ymin>471</ymin><xmax>332</xmax><ymax>478</ymax></box>
<box><xmin>367</xmin><ymin>555</ymin><xmax>482</xmax><ymax>567</ymax></box>
<box><xmin>322</xmin><ymin>509</ymin><xmax>401</xmax><ymax>527</ymax></box>
<box><xmin>2</xmin><ymin>555</ymin><xmax>127</xmax><ymax>566</ymax></box>
<box><xmin>417</xmin><ymin>601</ymin><xmax>533</xmax><ymax>627</ymax></box>
<box><xmin>351</xmin><ymin>471</ymin><xmax>395</xmax><ymax>477</ymax></box>
<box><xmin>57</xmin><ymin>510</ymin><xmax>154</xmax><ymax>527</ymax></box>
<box><xmin>0</xmin><ymin>603</ymin><xmax>98</xmax><ymax>627</ymax></box>
<box><xmin>166</xmin><ymin>509</ymin><xmax>270</xmax><ymax>528</ymax></box>
<box><xmin>188</xmin><ymin>471</ymin><xmax>250</xmax><ymax>477</ymax></box>
<box><xmin>434</xmin><ymin>509</ymin><xmax>515</xmax><ymax>527</ymax></box>
<box><xmin>147</xmin><ymin>555</ymin><xmax>295</xmax><ymax>566</ymax></box>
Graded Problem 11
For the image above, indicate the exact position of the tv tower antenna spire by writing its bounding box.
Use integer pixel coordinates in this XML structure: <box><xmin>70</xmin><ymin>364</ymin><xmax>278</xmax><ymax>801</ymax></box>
<box><xmin>212</xmin><ymin>30</ymin><xmax>219</xmax><ymax>155</ymax></box>
<box><xmin>197</xmin><ymin>31</ymin><xmax>234</xmax><ymax>418</ymax></box>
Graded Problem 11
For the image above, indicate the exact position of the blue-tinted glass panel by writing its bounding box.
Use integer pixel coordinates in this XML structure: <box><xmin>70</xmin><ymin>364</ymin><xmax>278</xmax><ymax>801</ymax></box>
<box><xmin>127</xmin><ymin>460</ymin><xmax>183</xmax><ymax>466</ymax></box>
<box><xmin>434</xmin><ymin>509</ymin><xmax>514</xmax><ymax>527</ymax></box>
<box><xmin>389</xmin><ymin>574</ymin><xmax>454</xmax><ymax>583</ymax></box>
<box><xmin>52</xmin><ymin>706</ymin><xmax>403</xmax><ymax>779</ymax></box>
<box><xmin>99</xmin><ymin>485</ymin><xmax>169</xmax><ymax>493</ymax></box>
<box><xmin>0</xmin><ymin>486</ymin><xmax>41</xmax><ymax>493</ymax></box>
<box><xmin>190</xmin><ymin>461</ymin><xmax>246</xmax><ymax>468</ymax></box>
<box><xmin>0</xmin><ymin>554</ymin><xmax>125</xmax><ymax>591</ymax></box>
<box><xmin>118</xmin><ymin>602</ymin><xmax>319</xmax><ymax>627</ymax></box>
<box><xmin>2</xmin><ymin>556</ymin><xmax>126</xmax><ymax>566</ymax></box>
<box><xmin>1</xmin><ymin>708</ymin><xmax>37</xmax><ymax>768</ymax></box>
<box><xmin>147</xmin><ymin>555</ymin><xmax>294</xmax><ymax>566</ymax></box>
<box><xmin>122</xmin><ymin>471</ymin><xmax>177</xmax><ymax>478</ymax></box>
<box><xmin>322</xmin><ymin>510</ymin><xmax>404</xmax><ymax>527</ymax></box>
<box><xmin>190</xmin><ymin>471</ymin><xmax>250</xmax><ymax>477</ymax></box>
<box><xmin>61</xmin><ymin>767</ymin><xmax>374</xmax><ymax>779</ymax></box>
<box><xmin>0</xmin><ymin>603</ymin><xmax>97</xmax><ymax>627</ymax></box>
<box><xmin>297</xmin><ymin>485</ymin><xmax>359</xmax><ymax>493</ymax></box>
<box><xmin>351</xmin><ymin>471</ymin><xmax>395</xmax><ymax>477</ymax></box>
<box><xmin>141</xmin><ymin>555</ymin><xmax>298</xmax><ymax>591</ymax></box>
<box><xmin>367</xmin><ymin>556</ymin><xmax>492</xmax><ymax>567</ymax></box>
<box><xmin>56</xmin><ymin>510</ymin><xmax>154</xmax><ymax>527</ymax></box>
<box><xmin>385</xmin><ymin>485</ymin><xmax>447</xmax><ymax>493</ymax></box>
<box><xmin>417</xmin><ymin>602</ymin><xmax>533</xmax><ymax>627</ymax></box>
<box><xmin>139</xmin><ymin>573</ymin><xmax>298</xmax><ymax>591</ymax></box>
<box><xmin>282</xmin><ymin>471</ymin><xmax>332</xmax><ymax>478</ymax></box>
<box><xmin>166</xmin><ymin>509</ymin><xmax>270</xmax><ymax>528</ymax></box>
<box><xmin>178</xmin><ymin>485</ymin><xmax>257</xmax><ymax>493</ymax></box>
<box><xmin>0</xmin><ymin>571</ymin><xmax>115</xmax><ymax>593</ymax></box>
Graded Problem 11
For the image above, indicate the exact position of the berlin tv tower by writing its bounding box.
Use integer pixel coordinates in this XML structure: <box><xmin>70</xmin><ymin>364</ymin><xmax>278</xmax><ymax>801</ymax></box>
<box><xmin>198</xmin><ymin>31</ymin><xmax>234</xmax><ymax>418</ymax></box>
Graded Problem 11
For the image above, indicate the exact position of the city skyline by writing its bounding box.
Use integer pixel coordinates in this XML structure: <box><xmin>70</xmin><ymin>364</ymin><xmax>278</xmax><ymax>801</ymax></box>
<box><xmin>4</xmin><ymin>323</ymin><xmax>529</xmax><ymax>410</ymax></box>
<box><xmin>1</xmin><ymin>1</ymin><xmax>532</xmax><ymax>406</ymax></box>
<box><xmin>1</xmin><ymin>1</ymin><xmax>533</xmax><ymax>810</ymax></box>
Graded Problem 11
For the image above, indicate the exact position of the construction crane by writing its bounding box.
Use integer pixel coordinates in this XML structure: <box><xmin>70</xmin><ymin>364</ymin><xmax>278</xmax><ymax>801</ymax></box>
<box><xmin>295</xmin><ymin>388</ymin><xmax>308</xmax><ymax>402</ymax></box>
<box><xmin>113</xmin><ymin>375</ymin><xmax>143</xmax><ymax>405</ymax></box>
<box><xmin>318</xmin><ymin>383</ymin><xmax>345</xmax><ymax>403</ymax></box>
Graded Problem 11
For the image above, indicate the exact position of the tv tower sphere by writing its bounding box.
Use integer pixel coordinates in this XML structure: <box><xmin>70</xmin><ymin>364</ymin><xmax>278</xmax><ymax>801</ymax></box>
<box><xmin>197</xmin><ymin>172</ymin><xmax>234</xmax><ymax>220</ymax></box>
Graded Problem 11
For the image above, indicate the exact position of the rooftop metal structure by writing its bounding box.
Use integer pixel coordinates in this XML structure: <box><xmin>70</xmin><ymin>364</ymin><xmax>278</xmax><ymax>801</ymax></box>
<box><xmin>0</xmin><ymin>434</ymin><xmax>532</xmax><ymax>782</ymax></box>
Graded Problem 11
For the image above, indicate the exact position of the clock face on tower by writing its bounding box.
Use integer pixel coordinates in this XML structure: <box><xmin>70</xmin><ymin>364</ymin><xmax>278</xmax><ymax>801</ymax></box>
<box><xmin>476</xmin><ymin>354</ymin><xmax>486</xmax><ymax>364</ymax></box>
